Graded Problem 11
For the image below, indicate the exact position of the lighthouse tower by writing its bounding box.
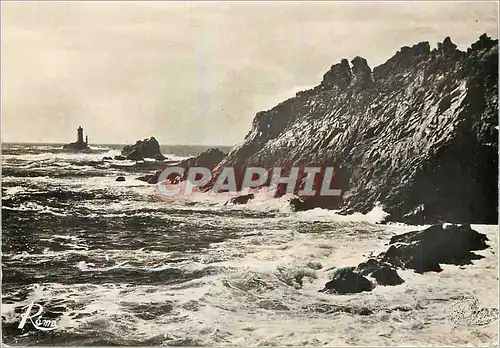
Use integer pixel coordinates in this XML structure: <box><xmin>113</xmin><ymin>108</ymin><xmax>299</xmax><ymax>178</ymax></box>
<box><xmin>77</xmin><ymin>126</ymin><xmax>84</xmax><ymax>144</ymax></box>
<box><xmin>63</xmin><ymin>126</ymin><xmax>90</xmax><ymax>151</ymax></box>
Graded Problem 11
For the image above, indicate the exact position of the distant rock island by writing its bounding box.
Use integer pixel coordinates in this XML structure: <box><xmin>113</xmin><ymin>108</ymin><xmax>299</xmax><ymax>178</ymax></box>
<box><xmin>115</xmin><ymin>137</ymin><xmax>165</xmax><ymax>161</ymax></box>
<box><xmin>62</xmin><ymin>126</ymin><xmax>91</xmax><ymax>152</ymax></box>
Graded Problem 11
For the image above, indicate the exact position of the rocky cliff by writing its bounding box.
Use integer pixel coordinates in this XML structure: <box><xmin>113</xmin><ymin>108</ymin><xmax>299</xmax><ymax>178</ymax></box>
<box><xmin>215</xmin><ymin>34</ymin><xmax>498</xmax><ymax>224</ymax></box>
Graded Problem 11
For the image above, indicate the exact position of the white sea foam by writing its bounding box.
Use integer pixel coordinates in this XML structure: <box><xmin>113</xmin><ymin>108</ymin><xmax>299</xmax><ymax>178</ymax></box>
<box><xmin>2</xmin><ymin>149</ymin><xmax>121</xmax><ymax>163</ymax></box>
<box><xmin>4</xmin><ymin>223</ymin><xmax>494</xmax><ymax>346</ymax></box>
<box><xmin>172</xmin><ymin>188</ymin><xmax>390</xmax><ymax>223</ymax></box>
<box><xmin>3</xmin><ymin>145</ymin><xmax>497</xmax><ymax>346</ymax></box>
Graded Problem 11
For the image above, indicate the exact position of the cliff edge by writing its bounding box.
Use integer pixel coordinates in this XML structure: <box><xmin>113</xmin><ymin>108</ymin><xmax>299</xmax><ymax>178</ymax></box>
<box><xmin>215</xmin><ymin>35</ymin><xmax>498</xmax><ymax>224</ymax></box>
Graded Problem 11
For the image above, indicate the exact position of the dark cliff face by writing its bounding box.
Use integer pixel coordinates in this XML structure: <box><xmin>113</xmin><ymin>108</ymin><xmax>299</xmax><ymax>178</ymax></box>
<box><xmin>217</xmin><ymin>34</ymin><xmax>498</xmax><ymax>224</ymax></box>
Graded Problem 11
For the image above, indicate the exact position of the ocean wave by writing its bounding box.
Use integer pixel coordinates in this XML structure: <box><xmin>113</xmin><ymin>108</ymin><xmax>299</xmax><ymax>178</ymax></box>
<box><xmin>2</xmin><ymin>149</ymin><xmax>121</xmax><ymax>163</ymax></box>
<box><xmin>292</xmin><ymin>203</ymin><xmax>389</xmax><ymax>224</ymax></box>
<box><xmin>2</xmin><ymin>202</ymin><xmax>68</xmax><ymax>216</ymax></box>
<box><xmin>163</xmin><ymin>190</ymin><xmax>390</xmax><ymax>223</ymax></box>
<box><xmin>2</xmin><ymin>225</ymin><xmax>497</xmax><ymax>346</ymax></box>
<box><xmin>2</xmin><ymin>145</ymin><xmax>497</xmax><ymax>346</ymax></box>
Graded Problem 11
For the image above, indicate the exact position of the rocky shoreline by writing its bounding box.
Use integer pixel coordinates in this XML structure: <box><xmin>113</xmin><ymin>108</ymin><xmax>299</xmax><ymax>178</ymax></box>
<box><xmin>320</xmin><ymin>223</ymin><xmax>489</xmax><ymax>294</ymax></box>
<box><xmin>126</xmin><ymin>34</ymin><xmax>497</xmax><ymax>225</ymax></box>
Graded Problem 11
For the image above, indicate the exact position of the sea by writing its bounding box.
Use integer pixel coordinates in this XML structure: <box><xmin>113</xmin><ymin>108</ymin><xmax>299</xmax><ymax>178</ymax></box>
<box><xmin>1</xmin><ymin>143</ymin><xmax>498</xmax><ymax>346</ymax></box>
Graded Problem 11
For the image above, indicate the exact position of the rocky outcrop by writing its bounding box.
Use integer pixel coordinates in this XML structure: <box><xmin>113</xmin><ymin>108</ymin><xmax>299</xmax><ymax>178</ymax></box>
<box><xmin>356</xmin><ymin>259</ymin><xmax>405</xmax><ymax>286</ymax></box>
<box><xmin>225</xmin><ymin>193</ymin><xmax>255</xmax><ymax>205</ymax></box>
<box><xmin>321</xmin><ymin>261</ymin><xmax>404</xmax><ymax>295</ymax></box>
<box><xmin>212</xmin><ymin>35</ymin><xmax>498</xmax><ymax>224</ymax></box>
<box><xmin>290</xmin><ymin>196</ymin><xmax>342</xmax><ymax>212</ymax></box>
<box><xmin>380</xmin><ymin>223</ymin><xmax>489</xmax><ymax>273</ymax></box>
<box><xmin>179</xmin><ymin>148</ymin><xmax>226</xmax><ymax>168</ymax></box>
<box><xmin>321</xmin><ymin>267</ymin><xmax>374</xmax><ymax>294</ymax></box>
<box><xmin>121</xmin><ymin>137</ymin><xmax>165</xmax><ymax>161</ymax></box>
<box><xmin>321</xmin><ymin>59</ymin><xmax>352</xmax><ymax>90</ymax></box>
<box><xmin>136</xmin><ymin>148</ymin><xmax>226</xmax><ymax>184</ymax></box>
<box><xmin>321</xmin><ymin>224</ymin><xmax>488</xmax><ymax>294</ymax></box>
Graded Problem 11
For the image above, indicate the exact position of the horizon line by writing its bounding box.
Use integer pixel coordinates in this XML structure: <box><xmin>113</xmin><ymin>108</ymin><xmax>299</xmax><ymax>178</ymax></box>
<box><xmin>1</xmin><ymin>141</ymin><xmax>235</xmax><ymax>148</ymax></box>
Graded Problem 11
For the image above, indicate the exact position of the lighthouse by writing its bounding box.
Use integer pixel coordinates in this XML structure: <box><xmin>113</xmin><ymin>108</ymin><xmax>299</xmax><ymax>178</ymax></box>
<box><xmin>77</xmin><ymin>126</ymin><xmax>84</xmax><ymax>144</ymax></box>
<box><xmin>62</xmin><ymin>126</ymin><xmax>91</xmax><ymax>151</ymax></box>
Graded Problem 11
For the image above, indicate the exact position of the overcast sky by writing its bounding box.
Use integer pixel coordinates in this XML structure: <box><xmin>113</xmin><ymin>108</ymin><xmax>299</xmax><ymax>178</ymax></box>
<box><xmin>2</xmin><ymin>1</ymin><xmax>498</xmax><ymax>145</ymax></box>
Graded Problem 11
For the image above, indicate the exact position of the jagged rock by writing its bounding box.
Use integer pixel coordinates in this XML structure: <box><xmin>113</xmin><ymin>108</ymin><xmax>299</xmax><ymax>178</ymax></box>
<box><xmin>102</xmin><ymin>156</ymin><xmax>113</xmax><ymax>161</ymax></box>
<box><xmin>470</xmin><ymin>33</ymin><xmax>497</xmax><ymax>52</ymax></box>
<box><xmin>370</xmin><ymin>266</ymin><xmax>404</xmax><ymax>286</ymax></box>
<box><xmin>438</xmin><ymin>36</ymin><xmax>458</xmax><ymax>57</ymax></box>
<box><xmin>115</xmin><ymin>176</ymin><xmax>125</xmax><ymax>182</ymax></box>
<box><xmin>320</xmin><ymin>267</ymin><xmax>374</xmax><ymax>294</ymax></box>
<box><xmin>289</xmin><ymin>197</ymin><xmax>312</xmax><ymax>211</ymax></box>
<box><xmin>136</xmin><ymin>148</ymin><xmax>226</xmax><ymax>185</ymax></box>
<box><xmin>180</xmin><ymin>148</ymin><xmax>226</xmax><ymax>168</ymax></box>
<box><xmin>337</xmin><ymin>208</ymin><xmax>356</xmax><ymax>216</ymax></box>
<box><xmin>214</xmin><ymin>35</ymin><xmax>498</xmax><ymax>224</ymax></box>
<box><xmin>289</xmin><ymin>196</ymin><xmax>342</xmax><ymax>211</ymax></box>
<box><xmin>373</xmin><ymin>41</ymin><xmax>430</xmax><ymax>80</ymax></box>
<box><xmin>321</xmin><ymin>58</ymin><xmax>352</xmax><ymax>90</ymax></box>
<box><xmin>380</xmin><ymin>224</ymin><xmax>489</xmax><ymax>273</ymax></box>
<box><xmin>121</xmin><ymin>137</ymin><xmax>165</xmax><ymax>161</ymax></box>
<box><xmin>136</xmin><ymin>168</ymin><xmax>180</xmax><ymax>185</ymax></box>
<box><xmin>350</xmin><ymin>56</ymin><xmax>373</xmax><ymax>89</ymax></box>
<box><xmin>114</xmin><ymin>155</ymin><xmax>127</xmax><ymax>161</ymax></box>
<box><xmin>356</xmin><ymin>259</ymin><xmax>404</xmax><ymax>286</ymax></box>
<box><xmin>225</xmin><ymin>193</ymin><xmax>255</xmax><ymax>205</ymax></box>
<box><xmin>321</xmin><ymin>224</ymin><xmax>489</xmax><ymax>294</ymax></box>
<box><xmin>125</xmin><ymin>149</ymin><xmax>143</xmax><ymax>161</ymax></box>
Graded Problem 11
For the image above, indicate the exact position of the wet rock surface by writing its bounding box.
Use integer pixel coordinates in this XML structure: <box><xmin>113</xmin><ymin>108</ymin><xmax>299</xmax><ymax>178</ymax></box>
<box><xmin>380</xmin><ymin>223</ymin><xmax>489</xmax><ymax>273</ymax></box>
<box><xmin>321</xmin><ymin>267</ymin><xmax>374</xmax><ymax>294</ymax></box>
<box><xmin>136</xmin><ymin>148</ymin><xmax>226</xmax><ymax>184</ymax></box>
<box><xmin>356</xmin><ymin>259</ymin><xmax>405</xmax><ymax>286</ymax></box>
<box><xmin>322</xmin><ymin>224</ymin><xmax>489</xmax><ymax>294</ymax></box>
<box><xmin>179</xmin><ymin>148</ymin><xmax>226</xmax><ymax>169</ymax></box>
<box><xmin>226</xmin><ymin>193</ymin><xmax>255</xmax><ymax>205</ymax></box>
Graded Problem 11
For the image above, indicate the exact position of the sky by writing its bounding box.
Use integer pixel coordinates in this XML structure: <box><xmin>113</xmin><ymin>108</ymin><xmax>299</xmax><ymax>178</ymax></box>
<box><xmin>1</xmin><ymin>1</ymin><xmax>498</xmax><ymax>145</ymax></box>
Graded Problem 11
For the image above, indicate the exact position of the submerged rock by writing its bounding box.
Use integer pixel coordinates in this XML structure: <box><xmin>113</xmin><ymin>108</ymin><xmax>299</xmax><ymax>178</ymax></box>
<box><xmin>356</xmin><ymin>259</ymin><xmax>404</xmax><ymax>286</ymax></box>
<box><xmin>226</xmin><ymin>193</ymin><xmax>255</xmax><ymax>205</ymax></box>
<box><xmin>289</xmin><ymin>196</ymin><xmax>342</xmax><ymax>211</ymax></box>
<box><xmin>320</xmin><ymin>267</ymin><xmax>374</xmax><ymax>294</ymax></box>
